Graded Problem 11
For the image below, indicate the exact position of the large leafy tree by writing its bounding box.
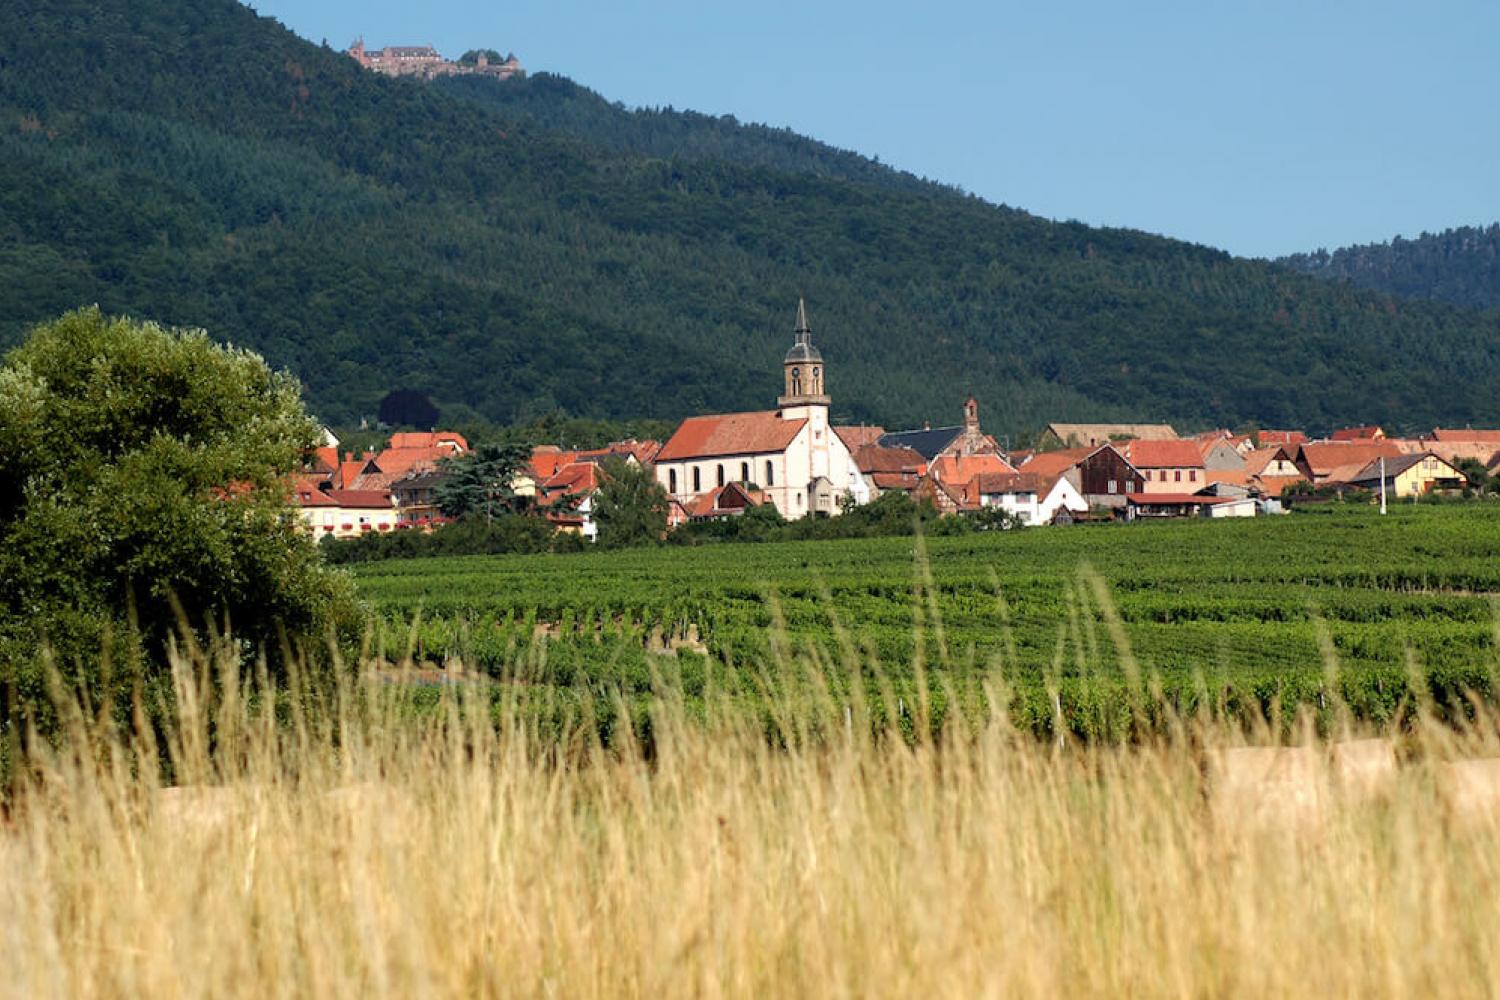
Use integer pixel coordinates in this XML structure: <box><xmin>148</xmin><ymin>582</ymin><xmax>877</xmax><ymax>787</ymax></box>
<box><xmin>434</xmin><ymin>443</ymin><xmax>535</xmax><ymax>523</ymax></box>
<box><xmin>0</xmin><ymin>308</ymin><xmax>357</xmax><ymax>719</ymax></box>
<box><xmin>591</xmin><ymin>458</ymin><xmax>668</xmax><ymax>548</ymax></box>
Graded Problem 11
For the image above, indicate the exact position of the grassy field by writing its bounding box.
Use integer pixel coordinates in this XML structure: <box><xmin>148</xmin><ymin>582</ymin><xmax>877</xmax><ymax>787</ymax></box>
<box><xmin>351</xmin><ymin>505</ymin><xmax>1500</xmax><ymax>734</ymax></box>
<box><xmin>9</xmin><ymin>639</ymin><xmax>1500</xmax><ymax>998</ymax></box>
<box><xmin>10</xmin><ymin>509</ymin><xmax>1500</xmax><ymax>997</ymax></box>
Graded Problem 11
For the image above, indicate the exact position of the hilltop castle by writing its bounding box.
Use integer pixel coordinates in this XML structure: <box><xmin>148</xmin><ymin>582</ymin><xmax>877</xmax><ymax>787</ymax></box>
<box><xmin>347</xmin><ymin>40</ymin><xmax>521</xmax><ymax>82</ymax></box>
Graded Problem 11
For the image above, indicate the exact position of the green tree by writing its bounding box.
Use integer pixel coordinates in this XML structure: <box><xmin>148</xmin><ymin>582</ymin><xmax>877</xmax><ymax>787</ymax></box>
<box><xmin>592</xmin><ymin>458</ymin><xmax>667</xmax><ymax>548</ymax></box>
<box><xmin>0</xmin><ymin>309</ymin><xmax>358</xmax><ymax>729</ymax></box>
<box><xmin>434</xmin><ymin>443</ymin><xmax>534</xmax><ymax>523</ymax></box>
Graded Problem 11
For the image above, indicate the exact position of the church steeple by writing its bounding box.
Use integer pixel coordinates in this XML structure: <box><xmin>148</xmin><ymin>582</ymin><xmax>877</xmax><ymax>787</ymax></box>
<box><xmin>779</xmin><ymin>297</ymin><xmax>830</xmax><ymax>408</ymax></box>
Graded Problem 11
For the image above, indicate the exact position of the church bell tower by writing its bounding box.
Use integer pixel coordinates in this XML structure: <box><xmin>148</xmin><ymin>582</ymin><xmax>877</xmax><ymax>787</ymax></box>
<box><xmin>778</xmin><ymin>297</ymin><xmax>830</xmax><ymax>409</ymax></box>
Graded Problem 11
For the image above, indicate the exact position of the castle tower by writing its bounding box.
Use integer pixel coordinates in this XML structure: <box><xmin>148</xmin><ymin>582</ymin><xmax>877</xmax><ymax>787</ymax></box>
<box><xmin>778</xmin><ymin>297</ymin><xmax>830</xmax><ymax>408</ymax></box>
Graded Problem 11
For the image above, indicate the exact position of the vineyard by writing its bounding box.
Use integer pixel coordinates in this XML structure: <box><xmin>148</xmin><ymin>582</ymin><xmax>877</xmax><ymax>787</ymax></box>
<box><xmin>350</xmin><ymin>505</ymin><xmax>1500</xmax><ymax>737</ymax></box>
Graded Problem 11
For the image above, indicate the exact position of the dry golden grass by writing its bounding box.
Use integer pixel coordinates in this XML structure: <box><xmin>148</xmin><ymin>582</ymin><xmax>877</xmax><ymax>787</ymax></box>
<box><xmin>7</xmin><ymin>640</ymin><xmax>1500</xmax><ymax>999</ymax></box>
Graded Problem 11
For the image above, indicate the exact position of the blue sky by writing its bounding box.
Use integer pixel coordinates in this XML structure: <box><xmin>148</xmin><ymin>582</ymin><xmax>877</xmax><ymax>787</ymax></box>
<box><xmin>250</xmin><ymin>0</ymin><xmax>1498</xmax><ymax>258</ymax></box>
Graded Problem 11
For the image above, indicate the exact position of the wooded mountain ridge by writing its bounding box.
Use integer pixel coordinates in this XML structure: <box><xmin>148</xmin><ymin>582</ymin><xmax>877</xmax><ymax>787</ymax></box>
<box><xmin>1279</xmin><ymin>225</ymin><xmax>1500</xmax><ymax>312</ymax></box>
<box><xmin>2</xmin><ymin>0</ymin><xmax>1499</xmax><ymax>435</ymax></box>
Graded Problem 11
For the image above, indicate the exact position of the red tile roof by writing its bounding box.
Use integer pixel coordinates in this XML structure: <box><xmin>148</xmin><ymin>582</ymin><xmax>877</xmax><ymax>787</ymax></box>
<box><xmin>656</xmin><ymin>411</ymin><xmax>806</xmax><ymax>462</ymax></box>
<box><xmin>834</xmin><ymin>425</ymin><xmax>887</xmax><ymax>451</ymax></box>
<box><xmin>1430</xmin><ymin>428</ymin><xmax>1500</xmax><ymax>442</ymax></box>
<box><xmin>870</xmin><ymin>472</ymin><xmax>921</xmax><ymax>491</ymax></box>
<box><xmin>1296</xmin><ymin>441</ymin><xmax>1405</xmax><ymax>476</ymax></box>
<box><xmin>325</xmin><ymin>489</ymin><xmax>394</xmax><ymax>509</ymax></box>
<box><xmin>336</xmin><ymin>459</ymin><xmax>370</xmax><ymax>490</ymax></box>
<box><xmin>1331</xmin><ymin>426</ymin><xmax>1385</xmax><ymax>441</ymax></box>
<box><xmin>374</xmin><ymin>445</ymin><xmax>450</xmax><ymax>479</ymax></box>
<box><xmin>389</xmin><ymin>431</ymin><xmax>469</xmax><ymax>452</ymax></box>
<box><xmin>529</xmin><ymin>446</ymin><xmax>568</xmax><ymax>480</ymax></box>
<box><xmin>1241</xmin><ymin>446</ymin><xmax>1294</xmax><ymax>477</ymax></box>
<box><xmin>852</xmin><ymin>444</ymin><xmax>926</xmax><ymax>474</ymax></box>
<box><xmin>971</xmin><ymin>472</ymin><xmax>1043</xmax><ymax>496</ymax></box>
<box><xmin>930</xmin><ymin>453</ymin><xmax>1016</xmax><ymax>486</ymax></box>
<box><xmin>1257</xmin><ymin>430</ymin><xmax>1308</xmax><ymax>447</ymax></box>
<box><xmin>1018</xmin><ymin>447</ymin><xmax>1094</xmax><ymax>479</ymax></box>
<box><xmin>295</xmin><ymin>489</ymin><xmax>339</xmax><ymax>508</ymax></box>
<box><xmin>541</xmin><ymin>462</ymin><xmax>601</xmax><ymax>499</ymax></box>
<box><xmin>309</xmin><ymin>446</ymin><xmax>339</xmax><ymax>473</ymax></box>
<box><xmin>685</xmin><ymin>483</ymin><xmax>768</xmax><ymax>519</ymax></box>
<box><xmin>1122</xmin><ymin>439</ymin><xmax>1206</xmax><ymax>469</ymax></box>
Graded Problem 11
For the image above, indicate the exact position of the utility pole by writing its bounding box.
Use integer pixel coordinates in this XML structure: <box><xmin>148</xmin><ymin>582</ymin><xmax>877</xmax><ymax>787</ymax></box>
<box><xmin>1379</xmin><ymin>456</ymin><xmax>1387</xmax><ymax>515</ymax></box>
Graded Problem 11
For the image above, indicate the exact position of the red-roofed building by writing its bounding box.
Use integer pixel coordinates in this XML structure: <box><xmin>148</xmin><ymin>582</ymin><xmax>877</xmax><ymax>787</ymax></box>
<box><xmin>1430</xmin><ymin>428</ymin><xmax>1500</xmax><ymax>443</ymax></box>
<box><xmin>833</xmin><ymin>425</ymin><xmax>886</xmax><ymax>452</ymax></box>
<box><xmin>685</xmin><ymin>482</ymin><xmax>769</xmax><ymax>520</ymax></box>
<box><xmin>1294</xmin><ymin>440</ymin><xmax>1406</xmax><ymax>484</ymax></box>
<box><xmin>540</xmin><ymin>461</ymin><xmax>606</xmax><ymax>541</ymax></box>
<box><xmin>851</xmin><ymin>444</ymin><xmax>926</xmax><ymax>499</ymax></box>
<box><xmin>1331</xmin><ymin>425</ymin><xmax>1386</xmax><ymax>442</ymax></box>
<box><xmin>655</xmin><ymin>300</ymin><xmax>861</xmax><ymax>519</ymax></box>
<box><xmin>388</xmin><ymin>431</ymin><xmax>469</xmax><ymax>453</ymax></box>
<box><xmin>292</xmin><ymin>483</ymin><xmax>397</xmax><ymax>538</ymax></box>
<box><xmin>929</xmin><ymin>452</ymin><xmax>1017</xmax><ymax>490</ymax></box>
<box><xmin>1257</xmin><ymin>430</ymin><xmax>1308</xmax><ymax>448</ymax></box>
<box><xmin>1020</xmin><ymin>444</ymin><xmax>1144</xmax><ymax>509</ymax></box>
<box><xmin>1121</xmin><ymin>439</ymin><xmax>1208</xmax><ymax>494</ymax></box>
<box><xmin>969</xmin><ymin>471</ymin><xmax>1088</xmax><ymax>526</ymax></box>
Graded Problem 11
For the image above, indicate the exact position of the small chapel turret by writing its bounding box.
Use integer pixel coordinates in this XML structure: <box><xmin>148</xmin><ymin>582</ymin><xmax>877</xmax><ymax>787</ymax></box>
<box><xmin>778</xmin><ymin>298</ymin><xmax>830</xmax><ymax>408</ymax></box>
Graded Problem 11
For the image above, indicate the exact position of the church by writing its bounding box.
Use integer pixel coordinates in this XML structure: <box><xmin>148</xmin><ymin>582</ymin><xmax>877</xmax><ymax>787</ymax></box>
<box><xmin>654</xmin><ymin>301</ymin><xmax>862</xmax><ymax>519</ymax></box>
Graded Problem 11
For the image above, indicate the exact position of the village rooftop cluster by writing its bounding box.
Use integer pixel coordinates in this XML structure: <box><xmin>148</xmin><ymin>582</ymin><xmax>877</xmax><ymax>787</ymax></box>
<box><xmin>292</xmin><ymin>302</ymin><xmax>1500</xmax><ymax>540</ymax></box>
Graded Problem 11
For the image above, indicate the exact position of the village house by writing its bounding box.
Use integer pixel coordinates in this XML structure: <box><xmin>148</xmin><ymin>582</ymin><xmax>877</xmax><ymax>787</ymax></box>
<box><xmin>292</xmin><ymin>478</ymin><xmax>398</xmax><ymax>539</ymax></box>
<box><xmin>847</xmin><ymin>443</ymin><xmax>927</xmax><ymax>500</ymax></box>
<box><xmin>1239</xmin><ymin>445</ymin><xmax>1307</xmax><ymax>497</ymax></box>
<box><xmin>1197</xmin><ymin>436</ymin><xmax>1249</xmax><ymax>472</ymax></box>
<box><xmin>1121</xmin><ymin>439</ymin><xmax>1209</xmax><ymax>494</ymax></box>
<box><xmin>683</xmin><ymin>482</ymin><xmax>771</xmax><ymax>521</ymax></box>
<box><xmin>1019</xmin><ymin>444</ymin><xmax>1144</xmax><ymax>509</ymax></box>
<box><xmin>1347</xmin><ymin>453</ymin><xmax>1469</xmax><ymax>498</ymax></box>
<box><xmin>391</xmin><ymin>470</ymin><xmax>448</xmax><ymax>529</ymax></box>
<box><xmin>1293</xmin><ymin>440</ymin><xmax>1406</xmax><ymax>485</ymax></box>
<box><xmin>655</xmin><ymin>300</ymin><xmax>861</xmax><ymax>519</ymax></box>
<box><xmin>970</xmin><ymin>472</ymin><xmax>1088</xmax><ymax>526</ymax></box>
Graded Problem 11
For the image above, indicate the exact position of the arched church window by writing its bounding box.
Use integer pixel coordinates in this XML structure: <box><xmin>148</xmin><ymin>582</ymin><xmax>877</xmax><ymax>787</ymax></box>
<box><xmin>717</xmin><ymin>465</ymin><xmax>726</xmax><ymax>487</ymax></box>
<box><xmin>692</xmin><ymin>467</ymin><xmax>701</xmax><ymax>492</ymax></box>
<box><xmin>765</xmin><ymin>461</ymin><xmax>774</xmax><ymax>486</ymax></box>
<box><xmin>791</xmin><ymin>367</ymin><xmax>802</xmax><ymax>395</ymax></box>
<box><xmin>740</xmin><ymin>461</ymin><xmax>750</xmax><ymax>483</ymax></box>
<box><xmin>813</xmin><ymin>366</ymin><xmax>821</xmax><ymax>391</ymax></box>
<box><xmin>668</xmin><ymin>469</ymin><xmax>677</xmax><ymax>494</ymax></box>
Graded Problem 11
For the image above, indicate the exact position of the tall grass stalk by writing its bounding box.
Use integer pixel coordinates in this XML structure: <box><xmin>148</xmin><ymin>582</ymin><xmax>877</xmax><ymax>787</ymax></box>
<box><xmin>6</xmin><ymin>625</ymin><xmax>1500</xmax><ymax>998</ymax></box>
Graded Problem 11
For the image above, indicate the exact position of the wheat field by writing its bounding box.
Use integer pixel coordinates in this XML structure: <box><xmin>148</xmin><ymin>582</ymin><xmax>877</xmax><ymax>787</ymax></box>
<box><xmin>5</xmin><ymin>637</ymin><xmax>1500</xmax><ymax>999</ymax></box>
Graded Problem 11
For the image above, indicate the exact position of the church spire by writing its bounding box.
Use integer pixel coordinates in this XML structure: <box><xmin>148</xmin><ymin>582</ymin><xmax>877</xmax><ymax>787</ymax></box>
<box><xmin>779</xmin><ymin>297</ymin><xmax>829</xmax><ymax>408</ymax></box>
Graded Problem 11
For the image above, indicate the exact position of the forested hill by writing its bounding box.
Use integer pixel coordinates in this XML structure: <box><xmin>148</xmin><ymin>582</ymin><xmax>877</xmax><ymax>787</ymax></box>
<box><xmin>435</xmin><ymin>73</ymin><xmax>941</xmax><ymax>197</ymax></box>
<box><xmin>1279</xmin><ymin>225</ymin><xmax>1500</xmax><ymax>312</ymax></box>
<box><xmin>3</xmin><ymin>1</ymin><xmax>1500</xmax><ymax>435</ymax></box>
